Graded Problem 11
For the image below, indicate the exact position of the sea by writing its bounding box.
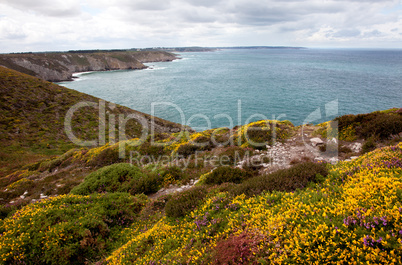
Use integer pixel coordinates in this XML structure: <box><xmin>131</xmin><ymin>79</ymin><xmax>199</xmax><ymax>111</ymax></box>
<box><xmin>58</xmin><ymin>48</ymin><xmax>402</xmax><ymax>131</ymax></box>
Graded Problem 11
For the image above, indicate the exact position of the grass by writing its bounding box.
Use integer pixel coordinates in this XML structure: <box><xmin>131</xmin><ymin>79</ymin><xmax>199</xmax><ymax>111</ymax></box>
<box><xmin>0</xmin><ymin>66</ymin><xmax>184</xmax><ymax>178</ymax></box>
<box><xmin>0</xmin><ymin>64</ymin><xmax>401</xmax><ymax>264</ymax></box>
<box><xmin>104</xmin><ymin>143</ymin><xmax>402</xmax><ymax>264</ymax></box>
<box><xmin>0</xmin><ymin>115</ymin><xmax>400</xmax><ymax>264</ymax></box>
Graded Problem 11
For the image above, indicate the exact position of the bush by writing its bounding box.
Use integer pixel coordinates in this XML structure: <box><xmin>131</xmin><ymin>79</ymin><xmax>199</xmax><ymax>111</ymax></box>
<box><xmin>213</xmin><ymin>231</ymin><xmax>266</xmax><ymax>265</ymax></box>
<box><xmin>139</xmin><ymin>194</ymin><xmax>172</xmax><ymax>220</ymax></box>
<box><xmin>204</xmin><ymin>166</ymin><xmax>253</xmax><ymax>185</ymax></box>
<box><xmin>38</xmin><ymin>149</ymin><xmax>77</xmax><ymax>172</ymax></box>
<box><xmin>176</xmin><ymin>143</ymin><xmax>202</xmax><ymax>157</ymax></box>
<box><xmin>129</xmin><ymin>172</ymin><xmax>163</xmax><ymax>195</ymax></box>
<box><xmin>289</xmin><ymin>156</ymin><xmax>312</xmax><ymax>165</ymax></box>
<box><xmin>231</xmin><ymin>120</ymin><xmax>294</xmax><ymax>150</ymax></box>
<box><xmin>241</xmin><ymin>155</ymin><xmax>270</xmax><ymax>173</ymax></box>
<box><xmin>70</xmin><ymin>163</ymin><xmax>146</xmax><ymax>195</ymax></box>
<box><xmin>231</xmin><ymin>162</ymin><xmax>328</xmax><ymax>197</ymax></box>
<box><xmin>362</xmin><ymin>137</ymin><xmax>377</xmax><ymax>154</ymax></box>
<box><xmin>0</xmin><ymin>193</ymin><xmax>147</xmax><ymax>265</ymax></box>
<box><xmin>217</xmin><ymin>146</ymin><xmax>253</xmax><ymax>165</ymax></box>
<box><xmin>165</xmin><ymin>186</ymin><xmax>208</xmax><ymax>218</ymax></box>
<box><xmin>135</xmin><ymin>141</ymin><xmax>168</xmax><ymax>157</ymax></box>
<box><xmin>192</xmin><ymin>135</ymin><xmax>214</xmax><ymax>150</ymax></box>
<box><xmin>89</xmin><ymin>146</ymin><xmax>121</xmax><ymax>167</ymax></box>
<box><xmin>336</xmin><ymin>111</ymin><xmax>402</xmax><ymax>141</ymax></box>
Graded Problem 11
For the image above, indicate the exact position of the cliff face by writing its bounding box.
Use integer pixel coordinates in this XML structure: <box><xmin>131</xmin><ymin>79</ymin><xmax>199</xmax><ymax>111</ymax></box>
<box><xmin>0</xmin><ymin>51</ymin><xmax>177</xmax><ymax>82</ymax></box>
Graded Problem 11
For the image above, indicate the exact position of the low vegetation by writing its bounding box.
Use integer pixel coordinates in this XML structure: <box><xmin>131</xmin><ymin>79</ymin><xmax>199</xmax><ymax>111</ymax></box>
<box><xmin>0</xmin><ymin>192</ymin><xmax>148</xmax><ymax>265</ymax></box>
<box><xmin>0</xmin><ymin>66</ymin><xmax>183</xmax><ymax>177</ymax></box>
<box><xmin>1</xmin><ymin>66</ymin><xmax>402</xmax><ymax>264</ymax></box>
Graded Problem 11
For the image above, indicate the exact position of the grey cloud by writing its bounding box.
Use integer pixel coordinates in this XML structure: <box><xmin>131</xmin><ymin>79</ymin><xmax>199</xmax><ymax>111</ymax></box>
<box><xmin>179</xmin><ymin>8</ymin><xmax>219</xmax><ymax>23</ymax></box>
<box><xmin>231</xmin><ymin>6</ymin><xmax>301</xmax><ymax>25</ymax></box>
<box><xmin>2</xmin><ymin>0</ymin><xmax>81</xmax><ymax>17</ymax></box>
<box><xmin>126</xmin><ymin>0</ymin><xmax>172</xmax><ymax>11</ymax></box>
<box><xmin>209</xmin><ymin>1</ymin><xmax>345</xmax><ymax>27</ymax></box>
<box><xmin>363</xmin><ymin>29</ymin><xmax>383</xmax><ymax>37</ymax></box>
<box><xmin>179</xmin><ymin>0</ymin><xmax>225</xmax><ymax>8</ymax></box>
<box><xmin>332</xmin><ymin>29</ymin><xmax>361</xmax><ymax>38</ymax></box>
<box><xmin>0</xmin><ymin>31</ymin><xmax>26</xmax><ymax>40</ymax></box>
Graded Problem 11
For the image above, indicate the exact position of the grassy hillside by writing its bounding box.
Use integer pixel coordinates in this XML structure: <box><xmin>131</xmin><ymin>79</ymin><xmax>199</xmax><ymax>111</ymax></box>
<box><xmin>0</xmin><ymin>66</ymin><xmax>184</xmax><ymax>177</ymax></box>
<box><xmin>0</xmin><ymin>141</ymin><xmax>401</xmax><ymax>264</ymax></box>
<box><xmin>0</xmin><ymin>65</ymin><xmax>401</xmax><ymax>264</ymax></box>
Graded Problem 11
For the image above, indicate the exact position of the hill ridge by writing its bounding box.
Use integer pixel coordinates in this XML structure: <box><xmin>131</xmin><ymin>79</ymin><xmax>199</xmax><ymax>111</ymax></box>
<box><xmin>0</xmin><ymin>66</ymin><xmax>186</xmax><ymax>177</ymax></box>
<box><xmin>0</xmin><ymin>50</ymin><xmax>178</xmax><ymax>82</ymax></box>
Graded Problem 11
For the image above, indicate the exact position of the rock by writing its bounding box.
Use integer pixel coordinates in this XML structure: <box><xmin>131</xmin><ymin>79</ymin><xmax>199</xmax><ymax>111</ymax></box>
<box><xmin>329</xmin><ymin>157</ymin><xmax>339</xmax><ymax>165</ymax></box>
<box><xmin>310</xmin><ymin>138</ymin><xmax>324</xmax><ymax>146</ymax></box>
<box><xmin>314</xmin><ymin>157</ymin><xmax>324</xmax><ymax>161</ymax></box>
<box><xmin>350</xmin><ymin>143</ymin><xmax>362</xmax><ymax>153</ymax></box>
<box><xmin>328</xmin><ymin>138</ymin><xmax>338</xmax><ymax>144</ymax></box>
<box><xmin>350</xmin><ymin>156</ymin><xmax>359</xmax><ymax>160</ymax></box>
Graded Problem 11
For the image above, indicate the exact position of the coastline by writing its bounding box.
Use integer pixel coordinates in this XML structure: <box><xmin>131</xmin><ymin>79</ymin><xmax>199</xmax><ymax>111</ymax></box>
<box><xmin>0</xmin><ymin>50</ymin><xmax>178</xmax><ymax>82</ymax></box>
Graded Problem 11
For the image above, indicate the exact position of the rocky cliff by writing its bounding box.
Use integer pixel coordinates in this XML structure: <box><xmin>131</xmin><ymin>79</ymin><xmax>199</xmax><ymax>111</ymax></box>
<box><xmin>0</xmin><ymin>51</ymin><xmax>177</xmax><ymax>82</ymax></box>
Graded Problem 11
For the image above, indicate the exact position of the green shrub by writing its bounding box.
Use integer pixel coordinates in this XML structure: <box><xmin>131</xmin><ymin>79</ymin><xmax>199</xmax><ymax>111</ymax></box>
<box><xmin>176</xmin><ymin>143</ymin><xmax>202</xmax><ymax>157</ymax></box>
<box><xmin>165</xmin><ymin>186</ymin><xmax>208</xmax><ymax>218</ymax></box>
<box><xmin>135</xmin><ymin>141</ymin><xmax>168</xmax><ymax>157</ymax></box>
<box><xmin>192</xmin><ymin>135</ymin><xmax>215</xmax><ymax>149</ymax></box>
<box><xmin>359</xmin><ymin>114</ymin><xmax>402</xmax><ymax>140</ymax></box>
<box><xmin>217</xmin><ymin>146</ymin><xmax>253</xmax><ymax>165</ymax></box>
<box><xmin>129</xmin><ymin>172</ymin><xmax>163</xmax><ymax>195</ymax></box>
<box><xmin>362</xmin><ymin>137</ymin><xmax>377</xmax><ymax>154</ymax></box>
<box><xmin>89</xmin><ymin>147</ymin><xmax>121</xmax><ymax>167</ymax></box>
<box><xmin>335</xmin><ymin>111</ymin><xmax>402</xmax><ymax>141</ymax></box>
<box><xmin>231</xmin><ymin>120</ymin><xmax>294</xmax><ymax>149</ymax></box>
<box><xmin>38</xmin><ymin>149</ymin><xmax>77</xmax><ymax>172</ymax></box>
<box><xmin>70</xmin><ymin>163</ymin><xmax>146</xmax><ymax>195</ymax></box>
<box><xmin>162</xmin><ymin>166</ymin><xmax>184</xmax><ymax>181</ymax></box>
<box><xmin>241</xmin><ymin>155</ymin><xmax>270</xmax><ymax>173</ymax></box>
<box><xmin>0</xmin><ymin>192</ymin><xmax>147</xmax><ymax>265</ymax></box>
<box><xmin>71</xmin><ymin>163</ymin><xmax>164</xmax><ymax>196</ymax></box>
<box><xmin>231</xmin><ymin>162</ymin><xmax>328</xmax><ymax>197</ymax></box>
<box><xmin>139</xmin><ymin>194</ymin><xmax>172</xmax><ymax>220</ymax></box>
<box><xmin>204</xmin><ymin>166</ymin><xmax>253</xmax><ymax>185</ymax></box>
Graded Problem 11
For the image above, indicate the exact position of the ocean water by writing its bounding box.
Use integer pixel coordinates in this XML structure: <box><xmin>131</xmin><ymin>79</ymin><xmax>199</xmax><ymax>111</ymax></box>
<box><xmin>58</xmin><ymin>49</ymin><xmax>402</xmax><ymax>131</ymax></box>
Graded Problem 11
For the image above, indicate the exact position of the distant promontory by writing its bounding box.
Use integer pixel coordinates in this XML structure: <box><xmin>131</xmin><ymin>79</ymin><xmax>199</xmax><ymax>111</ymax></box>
<box><xmin>0</xmin><ymin>50</ymin><xmax>178</xmax><ymax>82</ymax></box>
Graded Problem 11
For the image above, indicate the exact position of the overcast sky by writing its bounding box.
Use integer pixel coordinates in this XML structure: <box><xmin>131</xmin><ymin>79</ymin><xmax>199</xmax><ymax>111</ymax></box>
<box><xmin>0</xmin><ymin>0</ymin><xmax>401</xmax><ymax>52</ymax></box>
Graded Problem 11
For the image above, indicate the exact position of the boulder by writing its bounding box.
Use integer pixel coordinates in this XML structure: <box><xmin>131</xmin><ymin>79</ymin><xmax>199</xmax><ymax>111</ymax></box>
<box><xmin>350</xmin><ymin>143</ymin><xmax>362</xmax><ymax>153</ymax></box>
<box><xmin>310</xmin><ymin>138</ymin><xmax>324</xmax><ymax>146</ymax></box>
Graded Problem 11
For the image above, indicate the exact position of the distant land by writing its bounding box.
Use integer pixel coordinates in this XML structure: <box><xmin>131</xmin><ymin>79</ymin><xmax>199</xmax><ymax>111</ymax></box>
<box><xmin>0</xmin><ymin>50</ymin><xmax>178</xmax><ymax>82</ymax></box>
<box><xmin>0</xmin><ymin>46</ymin><xmax>306</xmax><ymax>82</ymax></box>
<box><xmin>139</xmin><ymin>46</ymin><xmax>305</xmax><ymax>52</ymax></box>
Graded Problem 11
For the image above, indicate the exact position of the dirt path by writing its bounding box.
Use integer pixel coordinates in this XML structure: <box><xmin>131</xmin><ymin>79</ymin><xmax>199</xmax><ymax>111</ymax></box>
<box><xmin>149</xmin><ymin>125</ymin><xmax>363</xmax><ymax>199</ymax></box>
